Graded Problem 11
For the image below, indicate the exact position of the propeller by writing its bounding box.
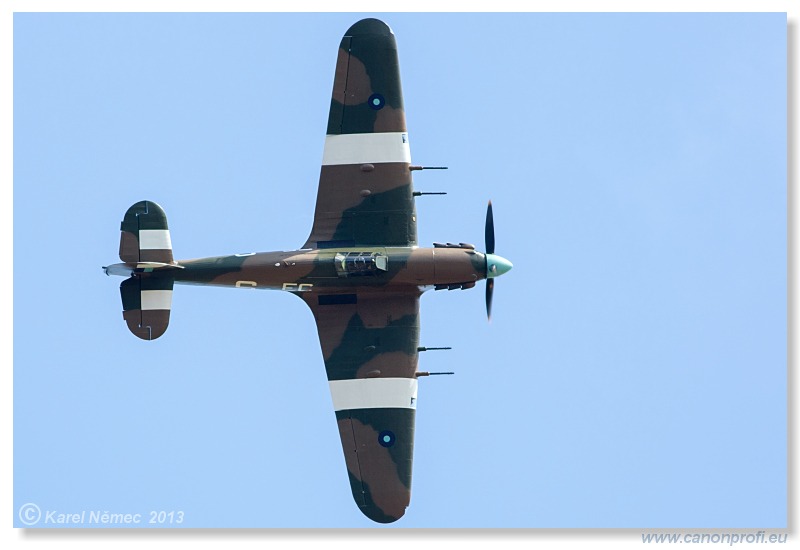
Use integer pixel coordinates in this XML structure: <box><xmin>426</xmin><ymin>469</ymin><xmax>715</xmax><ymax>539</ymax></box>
<box><xmin>483</xmin><ymin>200</ymin><xmax>512</xmax><ymax>321</ymax></box>
<box><xmin>485</xmin><ymin>200</ymin><xmax>495</xmax><ymax>255</ymax></box>
<box><xmin>485</xmin><ymin>201</ymin><xmax>495</xmax><ymax>319</ymax></box>
<box><xmin>486</xmin><ymin>278</ymin><xmax>495</xmax><ymax>320</ymax></box>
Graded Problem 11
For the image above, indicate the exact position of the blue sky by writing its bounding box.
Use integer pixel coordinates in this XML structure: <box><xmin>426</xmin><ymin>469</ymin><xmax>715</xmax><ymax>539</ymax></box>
<box><xmin>12</xmin><ymin>10</ymin><xmax>787</xmax><ymax>531</ymax></box>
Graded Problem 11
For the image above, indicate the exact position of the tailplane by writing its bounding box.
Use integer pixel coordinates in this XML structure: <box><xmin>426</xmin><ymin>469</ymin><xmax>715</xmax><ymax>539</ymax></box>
<box><xmin>120</xmin><ymin>275</ymin><xmax>174</xmax><ymax>340</ymax></box>
<box><xmin>119</xmin><ymin>200</ymin><xmax>174</xmax><ymax>264</ymax></box>
<box><xmin>110</xmin><ymin>200</ymin><xmax>178</xmax><ymax>340</ymax></box>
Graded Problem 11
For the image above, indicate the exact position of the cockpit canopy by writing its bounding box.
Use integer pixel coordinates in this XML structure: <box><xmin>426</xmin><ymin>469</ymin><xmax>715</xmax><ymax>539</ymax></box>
<box><xmin>334</xmin><ymin>251</ymin><xmax>388</xmax><ymax>277</ymax></box>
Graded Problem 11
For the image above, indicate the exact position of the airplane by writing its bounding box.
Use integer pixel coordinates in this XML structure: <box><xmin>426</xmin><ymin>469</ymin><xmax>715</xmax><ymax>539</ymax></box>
<box><xmin>103</xmin><ymin>17</ymin><xmax>512</xmax><ymax>524</ymax></box>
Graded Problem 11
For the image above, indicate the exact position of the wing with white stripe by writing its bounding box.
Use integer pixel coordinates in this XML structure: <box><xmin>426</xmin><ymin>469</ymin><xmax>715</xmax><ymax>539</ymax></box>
<box><xmin>302</xmin><ymin>18</ymin><xmax>417</xmax><ymax>249</ymax></box>
<box><xmin>302</xmin><ymin>290</ymin><xmax>421</xmax><ymax>523</ymax></box>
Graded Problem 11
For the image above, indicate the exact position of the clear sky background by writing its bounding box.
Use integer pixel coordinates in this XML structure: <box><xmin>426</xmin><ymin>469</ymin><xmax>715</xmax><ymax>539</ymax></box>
<box><xmin>12</xmin><ymin>9</ymin><xmax>787</xmax><ymax>531</ymax></box>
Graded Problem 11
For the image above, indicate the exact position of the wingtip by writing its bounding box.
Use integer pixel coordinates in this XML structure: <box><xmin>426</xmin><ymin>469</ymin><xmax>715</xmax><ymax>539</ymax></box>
<box><xmin>345</xmin><ymin>18</ymin><xmax>393</xmax><ymax>37</ymax></box>
<box><xmin>358</xmin><ymin>503</ymin><xmax>407</xmax><ymax>524</ymax></box>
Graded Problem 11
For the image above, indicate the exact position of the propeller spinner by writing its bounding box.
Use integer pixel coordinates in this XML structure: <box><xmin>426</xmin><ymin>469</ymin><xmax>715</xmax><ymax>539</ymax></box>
<box><xmin>484</xmin><ymin>201</ymin><xmax>513</xmax><ymax>320</ymax></box>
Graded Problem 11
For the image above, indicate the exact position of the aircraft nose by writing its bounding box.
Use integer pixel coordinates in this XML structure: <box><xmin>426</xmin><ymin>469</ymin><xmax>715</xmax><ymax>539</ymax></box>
<box><xmin>486</xmin><ymin>254</ymin><xmax>513</xmax><ymax>278</ymax></box>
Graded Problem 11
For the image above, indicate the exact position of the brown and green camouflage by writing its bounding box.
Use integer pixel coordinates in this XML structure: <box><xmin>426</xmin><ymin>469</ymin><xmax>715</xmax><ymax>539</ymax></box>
<box><xmin>103</xmin><ymin>18</ymin><xmax>512</xmax><ymax>524</ymax></box>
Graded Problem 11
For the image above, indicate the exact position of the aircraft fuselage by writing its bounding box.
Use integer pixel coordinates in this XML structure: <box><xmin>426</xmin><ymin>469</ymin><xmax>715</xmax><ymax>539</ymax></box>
<box><xmin>106</xmin><ymin>245</ymin><xmax>488</xmax><ymax>293</ymax></box>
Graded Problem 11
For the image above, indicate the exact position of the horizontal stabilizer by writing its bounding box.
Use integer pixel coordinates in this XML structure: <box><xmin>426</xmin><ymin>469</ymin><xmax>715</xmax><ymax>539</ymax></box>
<box><xmin>120</xmin><ymin>275</ymin><xmax>173</xmax><ymax>340</ymax></box>
<box><xmin>119</xmin><ymin>201</ymin><xmax>174</xmax><ymax>264</ymax></box>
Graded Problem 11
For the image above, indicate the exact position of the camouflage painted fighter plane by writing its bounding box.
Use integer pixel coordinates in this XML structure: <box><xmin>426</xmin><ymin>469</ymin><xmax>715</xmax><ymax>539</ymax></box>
<box><xmin>103</xmin><ymin>18</ymin><xmax>512</xmax><ymax>523</ymax></box>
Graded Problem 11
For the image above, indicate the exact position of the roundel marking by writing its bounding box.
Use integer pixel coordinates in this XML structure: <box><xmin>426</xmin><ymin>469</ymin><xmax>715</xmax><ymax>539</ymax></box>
<box><xmin>378</xmin><ymin>430</ymin><xmax>396</xmax><ymax>447</ymax></box>
<box><xmin>368</xmin><ymin>93</ymin><xmax>385</xmax><ymax>110</ymax></box>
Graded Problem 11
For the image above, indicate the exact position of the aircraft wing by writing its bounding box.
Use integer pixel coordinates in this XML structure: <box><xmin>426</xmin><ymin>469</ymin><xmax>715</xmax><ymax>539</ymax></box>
<box><xmin>301</xmin><ymin>290</ymin><xmax>421</xmax><ymax>523</ymax></box>
<box><xmin>303</xmin><ymin>18</ymin><xmax>417</xmax><ymax>250</ymax></box>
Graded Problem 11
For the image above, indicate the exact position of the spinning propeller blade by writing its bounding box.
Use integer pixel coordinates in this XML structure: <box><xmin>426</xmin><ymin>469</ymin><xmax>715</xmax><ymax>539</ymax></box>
<box><xmin>485</xmin><ymin>201</ymin><xmax>495</xmax><ymax>255</ymax></box>
<box><xmin>483</xmin><ymin>201</ymin><xmax>512</xmax><ymax>321</ymax></box>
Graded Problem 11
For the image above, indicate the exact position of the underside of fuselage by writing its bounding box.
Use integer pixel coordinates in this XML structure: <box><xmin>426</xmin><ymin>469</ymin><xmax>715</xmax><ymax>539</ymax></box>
<box><xmin>169</xmin><ymin>245</ymin><xmax>488</xmax><ymax>292</ymax></box>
